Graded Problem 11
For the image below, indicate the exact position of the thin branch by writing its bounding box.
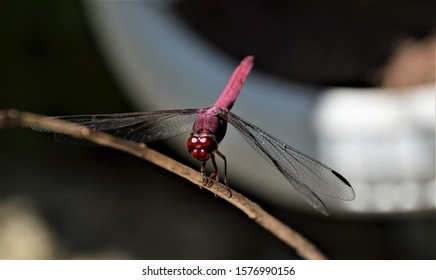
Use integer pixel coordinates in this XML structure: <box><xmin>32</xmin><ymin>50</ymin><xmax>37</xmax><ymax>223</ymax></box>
<box><xmin>0</xmin><ymin>109</ymin><xmax>327</xmax><ymax>260</ymax></box>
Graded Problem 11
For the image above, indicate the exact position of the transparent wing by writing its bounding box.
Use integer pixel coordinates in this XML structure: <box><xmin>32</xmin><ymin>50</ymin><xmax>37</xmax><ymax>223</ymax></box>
<box><xmin>224</xmin><ymin>110</ymin><xmax>355</xmax><ymax>215</ymax></box>
<box><xmin>32</xmin><ymin>109</ymin><xmax>199</xmax><ymax>144</ymax></box>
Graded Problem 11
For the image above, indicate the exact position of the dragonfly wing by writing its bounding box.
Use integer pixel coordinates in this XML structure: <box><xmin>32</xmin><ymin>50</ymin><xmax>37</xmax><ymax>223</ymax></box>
<box><xmin>224</xmin><ymin>111</ymin><xmax>355</xmax><ymax>215</ymax></box>
<box><xmin>33</xmin><ymin>109</ymin><xmax>199</xmax><ymax>144</ymax></box>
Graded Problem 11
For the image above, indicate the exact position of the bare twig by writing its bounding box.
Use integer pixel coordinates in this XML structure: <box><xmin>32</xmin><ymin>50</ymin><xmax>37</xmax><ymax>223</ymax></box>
<box><xmin>0</xmin><ymin>109</ymin><xmax>327</xmax><ymax>260</ymax></box>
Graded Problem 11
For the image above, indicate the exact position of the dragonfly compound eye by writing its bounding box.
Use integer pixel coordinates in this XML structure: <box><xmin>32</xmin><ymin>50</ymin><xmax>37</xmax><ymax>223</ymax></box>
<box><xmin>186</xmin><ymin>135</ymin><xmax>218</xmax><ymax>161</ymax></box>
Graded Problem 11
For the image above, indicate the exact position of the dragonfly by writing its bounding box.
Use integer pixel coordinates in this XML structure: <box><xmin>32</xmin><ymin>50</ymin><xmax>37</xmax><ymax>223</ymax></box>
<box><xmin>38</xmin><ymin>56</ymin><xmax>355</xmax><ymax>215</ymax></box>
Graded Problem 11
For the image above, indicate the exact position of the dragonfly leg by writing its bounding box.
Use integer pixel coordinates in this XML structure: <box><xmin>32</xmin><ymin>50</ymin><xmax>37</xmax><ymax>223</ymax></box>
<box><xmin>215</xmin><ymin>150</ymin><xmax>228</xmax><ymax>185</ymax></box>
<box><xmin>207</xmin><ymin>154</ymin><xmax>219</xmax><ymax>188</ymax></box>
<box><xmin>200</xmin><ymin>152</ymin><xmax>232</xmax><ymax>198</ymax></box>
<box><xmin>200</xmin><ymin>159</ymin><xmax>216</xmax><ymax>188</ymax></box>
<box><xmin>200</xmin><ymin>161</ymin><xmax>208</xmax><ymax>187</ymax></box>
<box><xmin>216</xmin><ymin>150</ymin><xmax>232</xmax><ymax>198</ymax></box>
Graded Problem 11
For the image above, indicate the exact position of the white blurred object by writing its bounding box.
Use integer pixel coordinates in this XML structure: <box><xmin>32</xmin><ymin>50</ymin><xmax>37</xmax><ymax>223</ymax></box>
<box><xmin>314</xmin><ymin>86</ymin><xmax>435</xmax><ymax>213</ymax></box>
<box><xmin>83</xmin><ymin>1</ymin><xmax>435</xmax><ymax>215</ymax></box>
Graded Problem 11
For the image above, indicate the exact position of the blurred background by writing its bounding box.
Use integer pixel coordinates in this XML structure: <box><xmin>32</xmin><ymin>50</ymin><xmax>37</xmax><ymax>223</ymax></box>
<box><xmin>0</xmin><ymin>0</ymin><xmax>435</xmax><ymax>259</ymax></box>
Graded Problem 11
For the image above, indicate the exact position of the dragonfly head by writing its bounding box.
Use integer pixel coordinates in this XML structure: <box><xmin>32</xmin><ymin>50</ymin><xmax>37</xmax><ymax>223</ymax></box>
<box><xmin>186</xmin><ymin>132</ymin><xmax>218</xmax><ymax>161</ymax></box>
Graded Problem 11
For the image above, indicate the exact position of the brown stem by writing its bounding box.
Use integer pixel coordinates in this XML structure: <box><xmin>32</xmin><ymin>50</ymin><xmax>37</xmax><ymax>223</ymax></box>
<box><xmin>0</xmin><ymin>109</ymin><xmax>327</xmax><ymax>260</ymax></box>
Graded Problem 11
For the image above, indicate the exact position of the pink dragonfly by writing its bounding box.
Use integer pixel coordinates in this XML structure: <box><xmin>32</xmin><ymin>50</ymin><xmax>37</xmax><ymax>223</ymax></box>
<box><xmin>41</xmin><ymin>56</ymin><xmax>355</xmax><ymax>215</ymax></box>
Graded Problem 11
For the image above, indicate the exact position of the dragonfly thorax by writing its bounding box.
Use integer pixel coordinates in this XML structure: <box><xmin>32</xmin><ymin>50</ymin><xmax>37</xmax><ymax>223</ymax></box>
<box><xmin>186</xmin><ymin>132</ymin><xmax>218</xmax><ymax>161</ymax></box>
